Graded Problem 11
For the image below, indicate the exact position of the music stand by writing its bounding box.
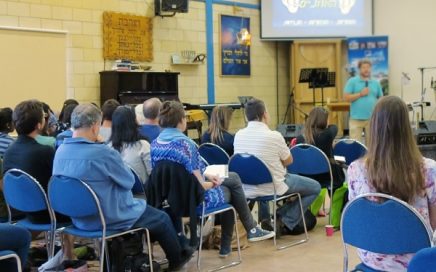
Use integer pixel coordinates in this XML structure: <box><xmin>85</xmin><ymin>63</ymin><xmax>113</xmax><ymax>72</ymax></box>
<box><xmin>299</xmin><ymin>68</ymin><xmax>330</xmax><ymax>106</ymax></box>
<box><xmin>309</xmin><ymin>72</ymin><xmax>336</xmax><ymax>106</ymax></box>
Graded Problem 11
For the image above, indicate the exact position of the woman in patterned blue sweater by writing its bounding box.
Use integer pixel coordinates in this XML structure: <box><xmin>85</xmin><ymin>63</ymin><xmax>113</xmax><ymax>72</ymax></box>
<box><xmin>150</xmin><ymin>101</ymin><xmax>274</xmax><ymax>257</ymax></box>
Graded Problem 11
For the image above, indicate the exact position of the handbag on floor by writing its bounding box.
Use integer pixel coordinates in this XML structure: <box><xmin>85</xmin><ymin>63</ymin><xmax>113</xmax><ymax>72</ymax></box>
<box><xmin>202</xmin><ymin>220</ymin><xmax>249</xmax><ymax>250</ymax></box>
<box><xmin>107</xmin><ymin>232</ymin><xmax>161</xmax><ymax>272</ymax></box>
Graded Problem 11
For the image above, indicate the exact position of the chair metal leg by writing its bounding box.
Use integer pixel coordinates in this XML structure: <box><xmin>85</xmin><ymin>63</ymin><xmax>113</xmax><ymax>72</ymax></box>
<box><xmin>99</xmin><ymin>238</ymin><xmax>106</xmax><ymax>272</ymax></box>
<box><xmin>144</xmin><ymin>229</ymin><xmax>154</xmax><ymax>272</ymax></box>
<box><xmin>197</xmin><ymin>207</ymin><xmax>242</xmax><ymax>272</ymax></box>
<box><xmin>196</xmin><ymin>212</ymin><xmax>206</xmax><ymax>271</ymax></box>
<box><xmin>105</xmin><ymin>241</ymin><xmax>110</xmax><ymax>272</ymax></box>
<box><xmin>343</xmin><ymin>245</ymin><xmax>349</xmax><ymax>272</ymax></box>
<box><xmin>48</xmin><ymin>230</ymin><xmax>56</xmax><ymax>259</ymax></box>
<box><xmin>329</xmin><ymin>186</ymin><xmax>334</xmax><ymax>225</ymax></box>
<box><xmin>274</xmin><ymin>194</ymin><xmax>309</xmax><ymax>250</ymax></box>
<box><xmin>13</xmin><ymin>254</ymin><xmax>22</xmax><ymax>272</ymax></box>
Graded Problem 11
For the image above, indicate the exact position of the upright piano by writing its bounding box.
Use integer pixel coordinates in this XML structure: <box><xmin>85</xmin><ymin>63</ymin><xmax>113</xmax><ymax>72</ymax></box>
<box><xmin>100</xmin><ymin>71</ymin><xmax>180</xmax><ymax>104</ymax></box>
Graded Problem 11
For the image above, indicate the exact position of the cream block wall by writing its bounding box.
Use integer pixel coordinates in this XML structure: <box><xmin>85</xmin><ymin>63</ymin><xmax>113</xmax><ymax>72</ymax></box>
<box><xmin>0</xmin><ymin>0</ymin><xmax>289</xmax><ymax>129</ymax></box>
<box><xmin>374</xmin><ymin>0</ymin><xmax>436</xmax><ymax>120</ymax></box>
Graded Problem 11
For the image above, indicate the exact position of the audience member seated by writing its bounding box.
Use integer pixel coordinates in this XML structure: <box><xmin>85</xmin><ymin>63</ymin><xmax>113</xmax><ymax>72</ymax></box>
<box><xmin>109</xmin><ymin>106</ymin><xmax>151</xmax><ymax>184</ymax></box>
<box><xmin>201</xmin><ymin>106</ymin><xmax>235</xmax><ymax>156</ymax></box>
<box><xmin>35</xmin><ymin>103</ymin><xmax>56</xmax><ymax>148</ymax></box>
<box><xmin>0</xmin><ymin>107</ymin><xmax>15</xmax><ymax>158</ymax></box>
<box><xmin>99</xmin><ymin>99</ymin><xmax>120</xmax><ymax>142</ymax></box>
<box><xmin>2</xmin><ymin>100</ymin><xmax>73</xmax><ymax>258</ymax></box>
<box><xmin>55</xmin><ymin>103</ymin><xmax>78</xmax><ymax>148</ymax></box>
<box><xmin>348</xmin><ymin>96</ymin><xmax>436</xmax><ymax>271</ymax></box>
<box><xmin>53</xmin><ymin>104</ymin><xmax>193</xmax><ymax>270</ymax></box>
<box><xmin>56</xmin><ymin>99</ymin><xmax>79</xmax><ymax>136</ymax></box>
<box><xmin>150</xmin><ymin>101</ymin><xmax>274</xmax><ymax>258</ymax></box>
<box><xmin>135</xmin><ymin>104</ymin><xmax>146</xmax><ymax>125</ymax></box>
<box><xmin>3</xmin><ymin>100</ymin><xmax>55</xmax><ymax>210</ymax></box>
<box><xmin>139</xmin><ymin>98</ymin><xmax>162</xmax><ymax>142</ymax></box>
<box><xmin>0</xmin><ymin>223</ymin><xmax>31</xmax><ymax>272</ymax></box>
<box><xmin>296</xmin><ymin>107</ymin><xmax>345</xmax><ymax>190</ymax></box>
<box><xmin>234</xmin><ymin>98</ymin><xmax>321</xmax><ymax>235</ymax></box>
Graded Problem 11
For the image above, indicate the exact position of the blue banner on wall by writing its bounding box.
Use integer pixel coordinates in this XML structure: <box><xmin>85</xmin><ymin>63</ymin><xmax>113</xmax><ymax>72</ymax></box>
<box><xmin>220</xmin><ymin>14</ymin><xmax>251</xmax><ymax>76</ymax></box>
<box><xmin>347</xmin><ymin>36</ymin><xmax>389</xmax><ymax>95</ymax></box>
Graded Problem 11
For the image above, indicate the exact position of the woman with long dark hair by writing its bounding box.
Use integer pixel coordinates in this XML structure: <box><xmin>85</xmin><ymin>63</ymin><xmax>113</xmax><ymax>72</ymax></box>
<box><xmin>109</xmin><ymin>106</ymin><xmax>151</xmax><ymax>184</ymax></box>
<box><xmin>201</xmin><ymin>106</ymin><xmax>234</xmax><ymax>155</ymax></box>
<box><xmin>348</xmin><ymin>96</ymin><xmax>436</xmax><ymax>271</ymax></box>
<box><xmin>56</xmin><ymin>99</ymin><xmax>79</xmax><ymax>136</ymax></box>
<box><xmin>296</xmin><ymin>107</ymin><xmax>344</xmax><ymax>190</ymax></box>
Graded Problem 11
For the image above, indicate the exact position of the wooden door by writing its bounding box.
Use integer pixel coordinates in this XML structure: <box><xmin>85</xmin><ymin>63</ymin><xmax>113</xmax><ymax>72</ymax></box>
<box><xmin>290</xmin><ymin>40</ymin><xmax>344</xmax><ymax>133</ymax></box>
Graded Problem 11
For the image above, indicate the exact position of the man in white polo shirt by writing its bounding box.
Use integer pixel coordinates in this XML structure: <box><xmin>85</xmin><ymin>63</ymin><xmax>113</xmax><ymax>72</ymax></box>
<box><xmin>234</xmin><ymin>98</ymin><xmax>320</xmax><ymax>234</ymax></box>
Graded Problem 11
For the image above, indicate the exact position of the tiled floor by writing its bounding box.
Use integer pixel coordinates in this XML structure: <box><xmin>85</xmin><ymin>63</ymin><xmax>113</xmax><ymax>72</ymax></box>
<box><xmin>181</xmin><ymin>216</ymin><xmax>360</xmax><ymax>272</ymax></box>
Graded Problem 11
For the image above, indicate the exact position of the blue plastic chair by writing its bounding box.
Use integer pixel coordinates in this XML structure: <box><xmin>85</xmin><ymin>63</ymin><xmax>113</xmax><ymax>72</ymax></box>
<box><xmin>229</xmin><ymin>153</ymin><xmax>308</xmax><ymax>250</ymax></box>
<box><xmin>333</xmin><ymin>139</ymin><xmax>367</xmax><ymax>166</ymax></box>
<box><xmin>3</xmin><ymin>169</ymin><xmax>57</xmax><ymax>258</ymax></box>
<box><xmin>288</xmin><ymin>144</ymin><xmax>333</xmax><ymax>224</ymax></box>
<box><xmin>48</xmin><ymin>175</ymin><xmax>153</xmax><ymax>272</ymax></box>
<box><xmin>197</xmin><ymin>203</ymin><xmax>241</xmax><ymax>271</ymax></box>
<box><xmin>0</xmin><ymin>250</ymin><xmax>22</xmax><ymax>272</ymax></box>
<box><xmin>130</xmin><ymin>168</ymin><xmax>146</xmax><ymax>196</ymax></box>
<box><xmin>199</xmin><ymin>143</ymin><xmax>230</xmax><ymax>165</ymax></box>
<box><xmin>341</xmin><ymin>193</ymin><xmax>434</xmax><ymax>272</ymax></box>
<box><xmin>409</xmin><ymin>247</ymin><xmax>436</xmax><ymax>272</ymax></box>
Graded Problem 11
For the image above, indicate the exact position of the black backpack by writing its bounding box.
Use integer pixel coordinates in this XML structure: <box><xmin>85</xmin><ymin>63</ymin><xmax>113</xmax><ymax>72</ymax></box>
<box><xmin>288</xmin><ymin>209</ymin><xmax>317</xmax><ymax>235</ymax></box>
<box><xmin>107</xmin><ymin>232</ymin><xmax>161</xmax><ymax>272</ymax></box>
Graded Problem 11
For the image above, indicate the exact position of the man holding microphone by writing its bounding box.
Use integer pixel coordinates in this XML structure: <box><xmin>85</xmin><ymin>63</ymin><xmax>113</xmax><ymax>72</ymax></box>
<box><xmin>344</xmin><ymin>59</ymin><xmax>383</xmax><ymax>144</ymax></box>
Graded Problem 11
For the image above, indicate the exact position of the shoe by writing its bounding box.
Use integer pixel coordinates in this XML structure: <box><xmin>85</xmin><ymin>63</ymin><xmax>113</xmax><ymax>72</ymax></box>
<box><xmin>247</xmin><ymin>226</ymin><xmax>275</xmax><ymax>242</ymax></box>
<box><xmin>168</xmin><ymin>247</ymin><xmax>195</xmax><ymax>271</ymax></box>
<box><xmin>219</xmin><ymin>246</ymin><xmax>232</xmax><ymax>258</ymax></box>
<box><xmin>260</xmin><ymin>219</ymin><xmax>274</xmax><ymax>231</ymax></box>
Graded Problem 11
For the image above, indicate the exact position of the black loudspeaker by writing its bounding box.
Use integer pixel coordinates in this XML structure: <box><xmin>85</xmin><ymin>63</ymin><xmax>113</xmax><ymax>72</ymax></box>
<box><xmin>276</xmin><ymin>124</ymin><xmax>304</xmax><ymax>144</ymax></box>
<box><xmin>155</xmin><ymin>0</ymin><xmax>189</xmax><ymax>15</ymax></box>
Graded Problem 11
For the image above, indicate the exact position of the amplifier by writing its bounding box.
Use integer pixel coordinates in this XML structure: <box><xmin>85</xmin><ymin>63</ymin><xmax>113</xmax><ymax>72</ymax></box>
<box><xmin>277</xmin><ymin>124</ymin><xmax>303</xmax><ymax>143</ymax></box>
<box><xmin>414</xmin><ymin>121</ymin><xmax>436</xmax><ymax>145</ymax></box>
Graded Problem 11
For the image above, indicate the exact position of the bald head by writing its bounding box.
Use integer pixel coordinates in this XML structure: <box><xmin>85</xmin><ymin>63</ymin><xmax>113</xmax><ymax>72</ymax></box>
<box><xmin>143</xmin><ymin>98</ymin><xmax>162</xmax><ymax>122</ymax></box>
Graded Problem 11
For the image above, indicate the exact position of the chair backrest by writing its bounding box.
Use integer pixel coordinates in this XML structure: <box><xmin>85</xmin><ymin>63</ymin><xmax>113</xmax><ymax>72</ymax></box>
<box><xmin>408</xmin><ymin>247</ymin><xmax>436</xmax><ymax>272</ymax></box>
<box><xmin>333</xmin><ymin>139</ymin><xmax>367</xmax><ymax>166</ymax></box>
<box><xmin>228</xmin><ymin>153</ymin><xmax>273</xmax><ymax>185</ymax></box>
<box><xmin>198</xmin><ymin>143</ymin><xmax>230</xmax><ymax>165</ymax></box>
<box><xmin>48</xmin><ymin>175</ymin><xmax>103</xmax><ymax>225</ymax></box>
<box><xmin>131</xmin><ymin>168</ymin><xmax>145</xmax><ymax>195</ymax></box>
<box><xmin>341</xmin><ymin>193</ymin><xmax>433</xmax><ymax>255</ymax></box>
<box><xmin>3</xmin><ymin>169</ymin><xmax>49</xmax><ymax>213</ymax></box>
<box><xmin>288</xmin><ymin>144</ymin><xmax>332</xmax><ymax>177</ymax></box>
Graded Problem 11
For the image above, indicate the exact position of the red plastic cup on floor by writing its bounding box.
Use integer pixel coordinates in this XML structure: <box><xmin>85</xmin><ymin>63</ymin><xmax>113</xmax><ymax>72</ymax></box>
<box><xmin>325</xmin><ymin>225</ymin><xmax>334</xmax><ymax>237</ymax></box>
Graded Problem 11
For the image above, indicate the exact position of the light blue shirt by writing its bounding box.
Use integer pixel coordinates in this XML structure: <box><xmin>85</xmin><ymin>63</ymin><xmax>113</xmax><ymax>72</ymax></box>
<box><xmin>53</xmin><ymin>137</ymin><xmax>146</xmax><ymax>231</ymax></box>
<box><xmin>344</xmin><ymin>76</ymin><xmax>383</xmax><ymax>120</ymax></box>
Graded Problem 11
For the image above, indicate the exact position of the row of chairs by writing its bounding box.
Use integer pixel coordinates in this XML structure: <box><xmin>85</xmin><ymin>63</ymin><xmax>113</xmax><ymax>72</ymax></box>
<box><xmin>199</xmin><ymin>139</ymin><xmax>367</xmax><ymax>225</ymax></box>
<box><xmin>199</xmin><ymin>139</ymin><xmax>367</xmax><ymax>167</ymax></box>
<box><xmin>2</xmin><ymin>169</ymin><xmax>151</xmax><ymax>272</ymax></box>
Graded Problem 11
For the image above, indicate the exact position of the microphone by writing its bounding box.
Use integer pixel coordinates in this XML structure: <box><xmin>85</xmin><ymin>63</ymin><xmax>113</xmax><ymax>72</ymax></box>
<box><xmin>402</xmin><ymin>72</ymin><xmax>411</xmax><ymax>81</ymax></box>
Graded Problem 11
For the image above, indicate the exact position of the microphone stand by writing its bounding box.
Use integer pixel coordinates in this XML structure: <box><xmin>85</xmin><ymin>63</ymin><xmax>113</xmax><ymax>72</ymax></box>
<box><xmin>417</xmin><ymin>66</ymin><xmax>436</xmax><ymax>121</ymax></box>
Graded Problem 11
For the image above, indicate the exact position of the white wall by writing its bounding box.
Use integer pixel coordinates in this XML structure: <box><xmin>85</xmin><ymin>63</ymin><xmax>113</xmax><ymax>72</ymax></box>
<box><xmin>374</xmin><ymin>0</ymin><xmax>436</xmax><ymax>119</ymax></box>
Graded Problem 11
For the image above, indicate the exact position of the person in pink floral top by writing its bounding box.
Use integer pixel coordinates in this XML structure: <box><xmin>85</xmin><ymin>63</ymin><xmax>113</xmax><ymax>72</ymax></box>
<box><xmin>348</xmin><ymin>96</ymin><xmax>436</xmax><ymax>272</ymax></box>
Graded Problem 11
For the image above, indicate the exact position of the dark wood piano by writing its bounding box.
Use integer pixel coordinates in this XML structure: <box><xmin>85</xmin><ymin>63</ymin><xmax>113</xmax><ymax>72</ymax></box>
<box><xmin>100</xmin><ymin>71</ymin><xmax>180</xmax><ymax>104</ymax></box>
